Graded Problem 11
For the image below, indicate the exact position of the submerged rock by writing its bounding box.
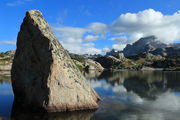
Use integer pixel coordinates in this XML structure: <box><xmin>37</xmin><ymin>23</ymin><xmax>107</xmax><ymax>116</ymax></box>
<box><xmin>11</xmin><ymin>10</ymin><xmax>100</xmax><ymax>112</ymax></box>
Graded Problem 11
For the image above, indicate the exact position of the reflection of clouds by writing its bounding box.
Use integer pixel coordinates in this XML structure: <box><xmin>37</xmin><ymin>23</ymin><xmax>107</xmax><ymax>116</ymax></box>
<box><xmin>119</xmin><ymin>110</ymin><xmax>180</xmax><ymax>120</ymax></box>
<box><xmin>90</xmin><ymin>79</ymin><xmax>143</xmax><ymax>104</ymax></box>
<box><xmin>151</xmin><ymin>92</ymin><xmax>180</xmax><ymax>111</ymax></box>
<box><xmin>112</xmin><ymin>83</ymin><xmax>127</xmax><ymax>93</ymax></box>
<box><xmin>119</xmin><ymin>112</ymin><xmax>165</xmax><ymax>120</ymax></box>
<box><xmin>126</xmin><ymin>92</ymin><xmax>143</xmax><ymax>103</ymax></box>
<box><xmin>119</xmin><ymin>92</ymin><xmax>180</xmax><ymax>120</ymax></box>
<box><xmin>90</xmin><ymin>79</ymin><xmax>126</xmax><ymax>93</ymax></box>
<box><xmin>90</xmin><ymin>78</ymin><xmax>180</xmax><ymax>111</ymax></box>
<box><xmin>89</xmin><ymin>71</ymin><xmax>180</xmax><ymax>120</ymax></box>
<box><xmin>94</xmin><ymin>91</ymin><xmax>180</xmax><ymax>120</ymax></box>
<box><xmin>90</xmin><ymin>79</ymin><xmax>103</xmax><ymax>88</ymax></box>
<box><xmin>144</xmin><ymin>113</ymin><xmax>164</xmax><ymax>120</ymax></box>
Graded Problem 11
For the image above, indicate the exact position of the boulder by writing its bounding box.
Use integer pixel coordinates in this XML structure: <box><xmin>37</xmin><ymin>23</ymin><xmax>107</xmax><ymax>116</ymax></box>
<box><xmin>11</xmin><ymin>10</ymin><xmax>100</xmax><ymax>112</ymax></box>
<box><xmin>95</xmin><ymin>55</ymin><xmax>121</xmax><ymax>69</ymax></box>
<box><xmin>84</xmin><ymin>59</ymin><xmax>104</xmax><ymax>72</ymax></box>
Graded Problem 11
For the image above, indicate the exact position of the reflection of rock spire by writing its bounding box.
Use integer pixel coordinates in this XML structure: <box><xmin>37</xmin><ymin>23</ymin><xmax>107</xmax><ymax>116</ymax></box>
<box><xmin>11</xmin><ymin>100</ymin><xmax>95</xmax><ymax>120</ymax></box>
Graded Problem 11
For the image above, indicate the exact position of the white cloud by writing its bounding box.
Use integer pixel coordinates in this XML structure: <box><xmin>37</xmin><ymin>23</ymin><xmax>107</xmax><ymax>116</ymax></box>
<box><xmin>84</xmin><ymin>35</ymin><xmax>99</xmax><ymax>42</ymax></box>
<box><xmin>83</xmin><ymin>43</ymin><xmax>94</xmax><ymax>47</ymax></box>
<box><xmin>6</xmin><ymin>0</ymin><xmax>32</xmax><ymax>6</ymax></box>
<box><xmin>110</xmin><ymin>36</ymin><xmax>128</xmax><ymax>44</ymax></box>
<box><xmin>53</xmin><ymin>22</ymin><xmax>109</xmax><ymax>54</ymax></box>
<box><xmin>84</xmin><ymin>47</ymin><xmax>102</xmax><ymax>55</ymax></box>
<box><xmin>88</xmin><ymin>22</ymin><xmax>108</xmax><ymax>34</ymax></box>
<box><xmin>53</xmin><ymin>26</ymin><xmax>102</xmax><ymax>55</ymax></box>
<box><xmin>53</xmin><ymin>9</ymin><xmax>180</xmax><ymax>54</ymax></box>
<box><xmin>112</xmin><ymin>44</ymin><xmax>126</xmax><ymax>51</ymax></box>
<box><xmin>54</xmin><ymin>26</ymin><xmax>86</xmax><ymax>43</ymax></box>
<box><xmin>102</xmin><ymin>47</ymin><xmax>111</xmax><ymax>53</ymax></box>
<box><xmin>111</xmin><ymin>9</ymin><xmax>180</xmax><ymax>44</ymax></box>
<box><xmin>0</xmin><ymin>41</ymin><xmax>16</xmax><ymax>45</ymax></box>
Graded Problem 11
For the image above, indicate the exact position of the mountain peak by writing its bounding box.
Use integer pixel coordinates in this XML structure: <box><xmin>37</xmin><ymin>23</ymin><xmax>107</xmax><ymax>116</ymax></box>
<box><xmin>123</xmin><ymin>36</ymin><xmax>167</xmax><ymax>56</ymax></box>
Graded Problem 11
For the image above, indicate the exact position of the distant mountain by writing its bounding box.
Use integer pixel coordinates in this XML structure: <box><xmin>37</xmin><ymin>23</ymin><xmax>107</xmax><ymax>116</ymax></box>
<box><xmin>123</xmin><ymin>36</ymin><xmax>167</xmax><ymax>57</ymax></box>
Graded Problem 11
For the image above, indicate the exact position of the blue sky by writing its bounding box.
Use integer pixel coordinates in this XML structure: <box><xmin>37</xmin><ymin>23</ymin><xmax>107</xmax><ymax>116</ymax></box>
<box><xmin>0</xmin><ymin>0</ymin><xmax>180</xmax><ymax>54</ymax></box>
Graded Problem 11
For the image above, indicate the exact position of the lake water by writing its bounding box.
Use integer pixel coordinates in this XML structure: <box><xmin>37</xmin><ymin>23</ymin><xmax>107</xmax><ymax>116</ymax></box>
<box><xmin>1</xmin><ymin>70</ymin><xmax>180</xmax><ymax>120</ymax></box>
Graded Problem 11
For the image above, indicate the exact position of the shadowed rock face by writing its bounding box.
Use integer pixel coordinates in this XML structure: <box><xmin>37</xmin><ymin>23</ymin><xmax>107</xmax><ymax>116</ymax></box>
<box><xmin>11</xmin><ymin>10</ymin><xmax>100</xmax><ymax>112</ymax></box>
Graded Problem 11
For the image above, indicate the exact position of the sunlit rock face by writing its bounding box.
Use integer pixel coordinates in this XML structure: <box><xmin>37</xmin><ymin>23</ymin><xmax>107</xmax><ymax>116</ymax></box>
<box><xmin>11</xmin><ymin>10</ymin><xmax>100</xmax><ymax>112</ymax></box>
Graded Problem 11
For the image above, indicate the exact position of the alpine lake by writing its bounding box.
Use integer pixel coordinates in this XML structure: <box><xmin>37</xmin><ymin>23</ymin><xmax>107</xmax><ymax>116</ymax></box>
<box><xmin>1</xmin><ymin>70</ymin><xmax>180</xmax><ymax>120</ymax></box>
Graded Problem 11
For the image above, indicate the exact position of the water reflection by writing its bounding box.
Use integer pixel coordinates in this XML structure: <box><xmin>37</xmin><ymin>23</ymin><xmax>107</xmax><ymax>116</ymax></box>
<box><xmin>89</xmin><ymin>70</ymin><xmax>180</xmax><ymax>120</ymax></box>
<box><xmin>94</xmin><ymin>70</ymin><xmax>180</xmax><ymax>99</ymax></box>
<box><xmin>11</xmin><ymin>102</ymin><xmax>95</xmax><ymax>120</ymax></box>
<box><xmin>0</xmin><ymin>74</ymin><xmax>11</xmax><ymax>84</ymax></box>
<box><xmin>92</xmin><ymin>92</ymin><xmax>180</xmax><ymax>120</ymax></box>
<box><xmin>0</xmin><ymin>70</ymin><xmax>180</xmax><ymax>120</ymax></box>
<box><xmin>83</xmin><ymin>70</ymin><xmax>103</xmax><ymax>79</ymax></box>
<box><xmin>0</xmin><ymin>75</ymin><xmax>13</xmax><ymax>119</ymax></box>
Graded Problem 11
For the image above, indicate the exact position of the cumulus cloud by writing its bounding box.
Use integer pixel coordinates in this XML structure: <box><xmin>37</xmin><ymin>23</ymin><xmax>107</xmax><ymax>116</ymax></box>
<box><xmin>112</xmin><ymin>44</ymin><xmax>126</xmax><ymax>51</ymax></box>
<box><xmin>54</xmin><ymin>26</ymin><xmax>86</xmax><ymax>43</ymax></box>
<box><xmin>53</xmin><ymin>26</ymin><xmax>102</xmax><ymax>54</ymax></box>
<box><xmin>88</xmin><ymin>22</ymin><xmax>108</xmax><ymax>34</ymax></box>
<box><xmin>102</xmin><ymin>47</ymin><xmax>111</xmax><ymax>53</ymax></box>
<box><xmin>84</xmin><ymin>35</ymin><xmax>99</xmax><ymax>42</ymax></box>
<box><xmin>110</xmin><ymin>36</ymin><xmax>128</xmax><ymax>44</ymax></box>
<box><xmin>53</xmin><ymin>9</ymin><xmax>180</xmax><ymax>54</ymax></box>
<box><xmin>83</xmin><ymin>47</ymin><xmax>102</xmax><ymax>55</ymax></box>
<box><xmin>110</xmin><ymin>9</ymin><xmax>180</xmax><ymax>44</ymax></box>
<box><xmin>6</xmin><ymin>0</ymin><xmax>32</xmax><ymax>6</ymax></box>
<box><xmin>0</xmin><ymin>41</ymin><xmax>16</xmax><ymax>45</ymax></box>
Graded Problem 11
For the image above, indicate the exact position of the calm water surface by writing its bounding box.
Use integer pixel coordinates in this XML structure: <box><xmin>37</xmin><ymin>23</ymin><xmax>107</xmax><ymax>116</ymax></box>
<box><xmin>0</xmin><ymin>70</ymin><xmax>180</xmax><ymax>120</ymax></box>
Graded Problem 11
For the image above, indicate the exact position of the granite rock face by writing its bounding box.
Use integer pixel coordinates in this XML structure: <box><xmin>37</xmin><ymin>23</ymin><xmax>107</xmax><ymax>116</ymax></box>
<box><xmin>11</xmin><ymin>10</ymin><xmax>100</xmax><ymax>112</ymax></box>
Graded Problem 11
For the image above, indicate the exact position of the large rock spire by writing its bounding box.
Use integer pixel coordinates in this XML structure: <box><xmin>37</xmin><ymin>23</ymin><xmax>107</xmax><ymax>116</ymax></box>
<box><xmin>11</xmin><ymin>10</ymin><xmax>100</xmax><ymax>112</ymax></box>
